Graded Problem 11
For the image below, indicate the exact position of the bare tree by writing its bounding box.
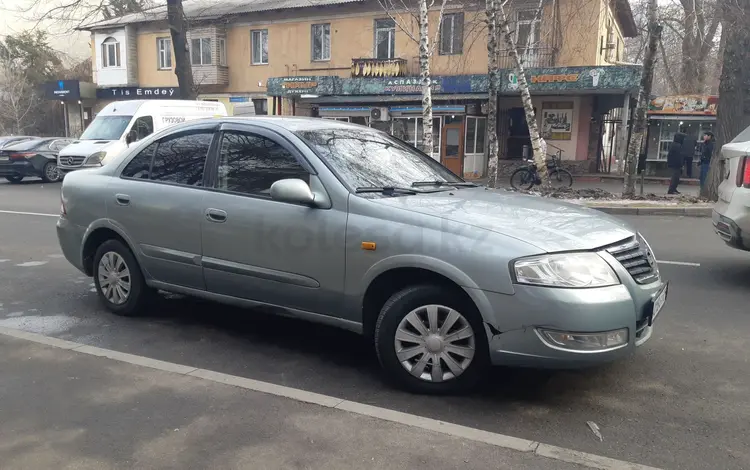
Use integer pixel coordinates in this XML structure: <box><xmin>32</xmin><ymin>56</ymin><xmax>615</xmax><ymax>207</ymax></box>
<box><xmin>377</xmin><ymin>0</ymin><xmax>450</xmax><ymax>155</ymax></box>
<box><xmin>0</xmin><ymin>63</ymin><xmax>40</xmax><ymax>135</ymax></box>
<box><xmin>700</xmin><ymin>0</ymin><xmax>750</xmax><ymax>200</ymax></box>
<box><xmin>623</xmin><ymin>0</ymin><xmax>660</xmax><ymax>197</ymax></box>
<box><xmin>167</xmin><ymin>0</ymin><xmax>196</xmax><ymax>100</ymax></box>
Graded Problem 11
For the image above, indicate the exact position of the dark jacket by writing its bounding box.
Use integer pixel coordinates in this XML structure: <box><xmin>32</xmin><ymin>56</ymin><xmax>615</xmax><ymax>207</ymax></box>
<box><xmin>667</xmin><ymin>133</ymin><xmax>686</xmax><ymax>169</ymax></box>
<box><xmin>701</xmin><ymin>139</ymin><xmax>715</xmax><ymax>163</ymax></box>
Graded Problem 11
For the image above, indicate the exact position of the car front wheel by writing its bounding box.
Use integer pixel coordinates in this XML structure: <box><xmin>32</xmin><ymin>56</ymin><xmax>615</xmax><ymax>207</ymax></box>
<box><xmin>374</xmin><ymin>285</ymin><xmax>489</xmax><ymax>394</ymax></box>
<box><xmin>93</xmin><ymin>239</ymin><xmax>151</xmax><ymax>316</ymax></box>
<box><xmin>41</xmin><ymin>161</ymin><xmax>61</xmax><ymax>183</ymax></box>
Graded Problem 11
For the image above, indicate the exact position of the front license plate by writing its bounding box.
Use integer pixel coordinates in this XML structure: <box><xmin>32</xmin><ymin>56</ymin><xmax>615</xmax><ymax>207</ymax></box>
<box><xmin>650</xmin><ymin>284</ymin><xmax>668</xmax><ymax>324</ymax></box>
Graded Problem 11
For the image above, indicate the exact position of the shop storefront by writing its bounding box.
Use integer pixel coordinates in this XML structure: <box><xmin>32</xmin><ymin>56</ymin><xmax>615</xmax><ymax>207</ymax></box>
<box><xmin>42</xmin><ymin>80</ymin><xmax>97</xmax><ymax>137</ymax></box>
<box><xmin>645</xmin><ymin>95</ymin><xmax>717</xmax><ymax>176</ymax></box>
<box><xmin>266</xmin><ymin>65</ymin><xmax>640</xmax><ymax>179</ymax></box>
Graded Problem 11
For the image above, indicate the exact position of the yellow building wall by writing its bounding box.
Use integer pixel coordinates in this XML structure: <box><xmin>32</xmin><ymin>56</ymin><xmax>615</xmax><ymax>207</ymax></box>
<box><xmin>137</xmin><ymin>31</ymin><xmax>179</xmax><ymax>87</ymax></box>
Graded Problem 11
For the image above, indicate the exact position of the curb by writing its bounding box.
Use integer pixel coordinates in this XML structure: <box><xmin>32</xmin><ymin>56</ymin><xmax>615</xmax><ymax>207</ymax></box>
<box><xmin>576</xmin><ymin>175</ymin><xmax>700</xmax><ymax>186</ymax></box>
<box><xmin>584</xmin><ymin>205</ymin><xmax>712</xmax><ymax>217</ymax></box>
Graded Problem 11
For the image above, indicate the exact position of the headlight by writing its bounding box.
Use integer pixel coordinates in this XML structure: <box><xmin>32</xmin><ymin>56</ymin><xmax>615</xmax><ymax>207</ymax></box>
<box><xmin>513</xmin><ymin>252</ymin><xmax>619</xmax><ymax>288</ymax></box>
<box><xmin>85</xmin><ymin>151</ymin><xmax>107</xmax><ymax>165</ymax></box>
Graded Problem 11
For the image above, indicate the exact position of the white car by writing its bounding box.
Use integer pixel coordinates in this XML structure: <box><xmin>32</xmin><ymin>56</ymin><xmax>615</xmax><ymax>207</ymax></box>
<box><xmin>713</xmin><ymin>125</ymin><xmax>750</xmax><ymax>250</ymax></box>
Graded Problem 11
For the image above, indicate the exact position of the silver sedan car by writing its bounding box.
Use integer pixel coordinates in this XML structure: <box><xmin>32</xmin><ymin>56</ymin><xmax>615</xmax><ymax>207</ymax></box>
<box><xmin>57</xmin><ymin>117</ymin><xmax>667</xmax><ymax>394</ymax></box>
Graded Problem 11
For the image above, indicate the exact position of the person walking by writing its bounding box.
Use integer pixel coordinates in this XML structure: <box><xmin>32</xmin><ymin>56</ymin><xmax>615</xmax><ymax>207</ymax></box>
<box><xmin>699</xmin><ymin>131</ymin><xmax>715</xmax><ymax>188</ymax></box>
<box><xmin>667</xmin><ymin>132</ymin><xmax>686</xmax><ymax>194</ymax></box>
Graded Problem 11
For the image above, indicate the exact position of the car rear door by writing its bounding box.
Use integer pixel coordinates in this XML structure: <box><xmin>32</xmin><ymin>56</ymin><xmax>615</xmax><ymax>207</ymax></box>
<box><xmin>106</xmin><ymin>122</ymin><xmax>219</xmax><ymax>290</ymax></box>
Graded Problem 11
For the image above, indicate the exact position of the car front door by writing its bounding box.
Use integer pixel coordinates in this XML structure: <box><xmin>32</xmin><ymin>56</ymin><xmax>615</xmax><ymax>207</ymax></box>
<box><xmin>199</xmin><ymin>124</ymin><xmax>347</xmax><ymax>316</ymax></box>
<box><xmin>106</xmin><ymin>123</ymin><xmax>218</xmax><ymax>290</ymax></box>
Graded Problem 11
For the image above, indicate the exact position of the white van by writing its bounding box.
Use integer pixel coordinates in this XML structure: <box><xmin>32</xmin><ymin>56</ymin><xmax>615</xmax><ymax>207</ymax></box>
<box><xmin>58</xmin><ymin>100</ymin><xmax>227</xmax><ymax>174</ymax></box>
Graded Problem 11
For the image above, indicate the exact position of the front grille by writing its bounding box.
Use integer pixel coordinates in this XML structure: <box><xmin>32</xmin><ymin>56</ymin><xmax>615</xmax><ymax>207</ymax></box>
<box><xmin>605</xmin><ymin>236</ymin><xmax>659</xmax><ymax>285</ymax></box>
<box><xmin>59</xmin><ymin>156</ymin><xmax>86</xmax><ymax>167</ymax></box>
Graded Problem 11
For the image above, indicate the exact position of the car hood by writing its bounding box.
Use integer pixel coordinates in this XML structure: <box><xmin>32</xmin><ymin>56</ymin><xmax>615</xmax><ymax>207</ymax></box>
<box><xmin>58</xmin><ymin>139</ymin><xmax>122</xmax><ymax>157</ymax></box>
<box><xmin>371</xmin><ymin>187</ymin><xmax>634</xmax><ymax>252</ymax></box>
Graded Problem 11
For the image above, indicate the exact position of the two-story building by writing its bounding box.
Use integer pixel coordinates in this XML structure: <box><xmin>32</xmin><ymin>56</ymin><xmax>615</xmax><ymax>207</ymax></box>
<box><xmin>80</xmin><ymin>0</ymin><xmax>639</xmax><ymax>179</ymax></box>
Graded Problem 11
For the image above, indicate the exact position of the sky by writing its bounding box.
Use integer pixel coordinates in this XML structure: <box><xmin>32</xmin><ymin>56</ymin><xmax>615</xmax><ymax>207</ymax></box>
<box><xmin>0</xmin><ymin>0</ymin><xmax>91</xmax><ymax>63</ymax></box>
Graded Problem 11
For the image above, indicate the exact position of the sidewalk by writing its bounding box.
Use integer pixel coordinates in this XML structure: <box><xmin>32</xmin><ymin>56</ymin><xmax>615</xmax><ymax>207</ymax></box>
<box><xmin>0</xmin><ymin>333</ymin><xmax>597</xmax><ymax>470</ymax></box>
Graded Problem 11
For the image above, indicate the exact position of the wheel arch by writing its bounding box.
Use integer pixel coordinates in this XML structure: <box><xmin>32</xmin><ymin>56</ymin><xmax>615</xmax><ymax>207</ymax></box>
<box><xmin>80</xmin><ymin>220</ymin><xmax>139</xmax><ymax>277</ymax></box>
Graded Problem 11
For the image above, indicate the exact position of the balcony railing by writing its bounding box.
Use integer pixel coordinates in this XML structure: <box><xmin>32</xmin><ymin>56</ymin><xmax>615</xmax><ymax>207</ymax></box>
<box><xmin>498</xmin><ymin>46</ymin><xmax>555</xmax><ymax>69</ymax></box>
<box><xmin>351</xmin><ymin>58</ymin><xmax>408</xmax><ymax>78</ymax></box>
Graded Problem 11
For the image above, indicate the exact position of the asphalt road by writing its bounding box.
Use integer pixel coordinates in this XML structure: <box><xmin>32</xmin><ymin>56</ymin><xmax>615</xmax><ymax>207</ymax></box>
<box><xmin>1</xmin><ymin>179</ymin><xmax>748</xmax><ymax>470</ymax></box>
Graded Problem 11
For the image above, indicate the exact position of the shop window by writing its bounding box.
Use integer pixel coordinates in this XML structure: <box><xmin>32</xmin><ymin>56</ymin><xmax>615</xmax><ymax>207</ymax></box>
<box><xmin>439</xmin><ymin>13</ymin><xmax>464</xmax><ymax>55</ymax></box>
<box><xmin>465</xmin><ymin>117</ymin><xmax>486</xmax><ymax>154</ymax></box>
<box><xmin>392</xmin><ymin>117</ymin><xmax>441</xmax><ymax>155</ymax></box>
<box><xmin>191</xmin><ymin>37</ymin><xmax>212</xmax><ymax>66</ymax></box>
<box><xmin>251</xmin><ymin>29</ymin><xmax>269</xmax><ymax>65</ymax></box>
<box><xmin>374</xmin><ymin>19</ymin><xmax>395</xmax><ymax>59</ymax></box>
<box><xmin>311</xmin><ymin>23</ymin><xmax>331</xmax><ymax>61</ymax></box>
<box><xmin>252</xmin><ymin>98</ymin><xmax>268</xmax><ymax>115</ymax></box>
<box><xmin>351</xmin><ymin>116</ymin><xmax>368</xmax><ymax>126</ymax></box>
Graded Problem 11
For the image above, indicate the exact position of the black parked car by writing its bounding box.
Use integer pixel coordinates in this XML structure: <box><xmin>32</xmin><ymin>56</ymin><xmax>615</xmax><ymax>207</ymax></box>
<box><xmin>0</xmin><ymin>138</ymin><xmax>73</xmax><ymax>183</ymax></box>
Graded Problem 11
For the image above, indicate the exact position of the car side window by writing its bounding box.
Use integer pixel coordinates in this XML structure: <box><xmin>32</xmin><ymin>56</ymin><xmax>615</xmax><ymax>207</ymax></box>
<box><xmin>132</xmin><ymin>116</ymin><xmax>154</xmax><ymax>141</ymax></box>
<box><xmin>216</xmin><ymin>131</ymin><xmax>309</xmax><ymax>196</ymax></box>
<box><xmin>150</xmin><ymin>130</ymin><xmax>213</xmax><ymax>186</ymax></box>
<box><xmin>121</xmin><ymin>142</ymin><xmax>157</xmax><ymax>179</ymax></box>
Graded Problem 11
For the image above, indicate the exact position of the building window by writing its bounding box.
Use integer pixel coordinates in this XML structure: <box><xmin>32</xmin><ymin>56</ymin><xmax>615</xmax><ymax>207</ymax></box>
<box><xmin>191</xmin><ymin>37</ymin><xmax>212</xmax><ymax>65</ymax></box>
<box><xmin>465</xmin><ymin>116</ymin><xmax>486</xmax><ymax>154</ymax></box>
<box><xmin>252</xmin><ymin>98</ymin><xmax>268</xmax><ymax>115</ymax></box>
<box><xmin>157</xmin><ymin>37</ymin><xmax>172</xmax><ymax>70</ymax></box>
<box><xmin>251</xmin><ymin>29</ymin><xmax>269</xmax><ymax>65</ymax></box>
<box><xmin>311</xmin><ymin>23</ymin><xmax>331</xmax><ymax>61</ymax></box>
<box><xmin>516</xmin><ymin>10</ymin><xmax>540</xmax><ymax>52</ymax></box>
<box><xmin>101</xmin><ymin>37</ymin><xmax>121</xmax><ymax>68</ymax></box>
<box><xmin>439</xmin><ymin>13</ymin><xmax>464</xmax><ymax>55</ymax></box>
<box><xmin>219</xmin><ymin>38</ymin><xmax>227</xmax><ymax>66</ymax></box>
<box><xmin>374</xmin><ymin>19</ymin><xmax>395</xmax><ymax>59</ymax></box>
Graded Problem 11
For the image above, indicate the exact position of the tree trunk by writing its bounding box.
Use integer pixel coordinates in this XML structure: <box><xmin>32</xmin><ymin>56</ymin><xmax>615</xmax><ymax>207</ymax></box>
<box><xmin>623</xmin><ymin>0</ymin><xmax>660</xmax><ymax>197</ymax></box>
<box><xmin>497</xmin><ymin>1</ymin><xmax>548</xmax><ymax>185</ymax></box>
<box><xmin>167</xmin><ymin>0</ymin><xmax>196</xmax><ymax>100</ymax></box>
<box><xmin>700</xmin><ymin>0</ymin><xmax>750</xmax><ymax>200</ymax></box>
<box><xmin>485</xmin><ymin>0</ymin><xmax>500</xmax><ymax>188</ymax></box>
<box><xmin>418</xmin><ymin>0</ymin><xmax>433</xmax><ymax>157</ymax></box>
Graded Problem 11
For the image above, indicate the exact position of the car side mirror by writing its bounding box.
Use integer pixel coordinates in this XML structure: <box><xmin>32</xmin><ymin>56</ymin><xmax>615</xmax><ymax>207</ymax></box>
<box><xmin>125</xmin><ymin>130</ymin><xmax>137</xmax><ymax>145</ymax></box>
<box><xmin>270</xmin><ymin>178</ymin><xmax>316</xmax><ymax>206</ymax></box>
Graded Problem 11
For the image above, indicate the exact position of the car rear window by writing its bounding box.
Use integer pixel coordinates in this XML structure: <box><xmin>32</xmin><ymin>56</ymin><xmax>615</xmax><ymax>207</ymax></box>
<box><xmin>4</xmin><ymin>139</ymin><xmax>47</xmax><ymax>151</ymax></box>
<box><xmin>731</xmin><ymin>125</ymin><xmax>750</xmax><ymax>144</ymax></box>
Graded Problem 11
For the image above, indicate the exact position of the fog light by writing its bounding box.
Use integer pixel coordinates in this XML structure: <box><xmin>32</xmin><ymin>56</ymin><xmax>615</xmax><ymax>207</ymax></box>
<box><xmin>537</xmin><ymin>328</ymin><xmax>628</xmax><ymax>352</ymax></box>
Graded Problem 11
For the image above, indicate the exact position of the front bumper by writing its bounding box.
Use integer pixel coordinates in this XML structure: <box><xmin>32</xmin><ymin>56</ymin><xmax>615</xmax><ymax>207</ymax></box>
<box><xmin>477</xmin><ymin>281</ymin><xmax>666</xmax><ymax>369</ymax></box>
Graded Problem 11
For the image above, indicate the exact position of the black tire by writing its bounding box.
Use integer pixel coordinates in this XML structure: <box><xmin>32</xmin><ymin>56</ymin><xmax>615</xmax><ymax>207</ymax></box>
<box><xmin>41</xmin><ymin>161</ymin><xmax>61</xmax><ymax>183</ymax></box>
<box><xmin>509</xmin><ymin>168</ymin><xmax>535</xmax><ymax>190</ymax></box>
<box><xmin>548</xmin><ymin>169</ymin><xmax>573</xmax><ymax>188</ymax></box>
<box><xmin>92</xmin><ymin>239</ymin><xmax>151</xmax><ymax>316</ymax></box>
<box><xmin>374</xmin><ymin>284</ymin><xmax>489</xmax><ymax>395</ymax></box>
<box><xmin>4</xmin><ymin>175</ymin><xmax>23</xmax><ymax>184</ymax></box>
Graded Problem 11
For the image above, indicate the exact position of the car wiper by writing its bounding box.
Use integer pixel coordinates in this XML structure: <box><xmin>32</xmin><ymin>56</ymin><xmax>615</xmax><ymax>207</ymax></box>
<box><xmin>411</xmin><ymin>181</ymin><xmax>478</xmax><ymax>188</ymax></box>
<box><xmin>355</xmin><ymin>186</ymin><xmax>419</xmax><ymax>195</ymax></box>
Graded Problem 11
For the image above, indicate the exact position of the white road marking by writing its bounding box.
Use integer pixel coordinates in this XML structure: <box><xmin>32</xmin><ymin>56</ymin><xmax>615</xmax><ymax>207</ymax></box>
<box><xmin>0</xmin><ymin>325</ymin><xmax>662</xmax><ymax>470</ymax></box>
<box><xmin>0</xmin><ymin>259</ymin><xmax>8</xmax><ymax>263</ymax></box>
<box><xmin>657</xmin><ymin>260</ymin><xmax>701</xmax><ymax>267</ymax></box>
<box><xmin>0</xmin><ymin>209</ymin><xmax>58</xmax><ymax>218</ymax></box>
<box><xmin>15</xmin><ymin>261</ymin><xmax>49</xmax><ymax>267</ymax></box>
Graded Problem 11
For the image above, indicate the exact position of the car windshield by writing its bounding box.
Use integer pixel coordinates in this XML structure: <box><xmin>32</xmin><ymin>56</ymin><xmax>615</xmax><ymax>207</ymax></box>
<box><xmin>731</xmin><ymin>125</ymin><xmax>750</xmax><ymax>144</ymax></box>
<box><xmin>79</xmin><ymin>116</ymin><xmax>133</xmax><ymax>141</ymax></box>
<box><xmin>296</xmin><ymin>127</ymin><xmax>463</xmax><ymax>190</ymax></box>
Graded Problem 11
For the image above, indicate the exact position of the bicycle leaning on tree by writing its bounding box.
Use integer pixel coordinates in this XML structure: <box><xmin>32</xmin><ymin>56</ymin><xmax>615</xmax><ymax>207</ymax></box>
<box><xmin>509</xmin><ymin>146</ymin><xmax>574</xmax><ymax>191</ymax></box>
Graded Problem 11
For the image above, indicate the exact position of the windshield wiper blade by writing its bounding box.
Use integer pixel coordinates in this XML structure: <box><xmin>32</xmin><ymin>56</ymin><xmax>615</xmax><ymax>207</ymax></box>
<box><xmin>411</xmin><ymin>181</ymin><xmax>478</xmax><ymax>188</ymax></box>
<box><xmin>355</xmin><ymin>186</ymin><xmax>419</xmax><ymax>195</ymax></box>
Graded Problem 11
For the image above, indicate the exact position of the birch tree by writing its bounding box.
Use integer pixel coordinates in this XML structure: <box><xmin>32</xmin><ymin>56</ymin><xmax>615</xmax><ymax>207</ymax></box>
<box><xmin>378</xmin><ymin>0</ymin><xmax>449</xmax><ymax>156</ymax></box>
<box><xmin>494</xmin><ymin>0</ymin><xmax>549</xmax><ymax>186</ymax></box>
<box><xmin>485</xmin><ymin>0</ymin><xmax>500</xmax><ymax>187</ymax></box>
<box><xmin>623</xmin><ymin>0</ymin><xmax>660</xmax><ymax>197</ymax></box>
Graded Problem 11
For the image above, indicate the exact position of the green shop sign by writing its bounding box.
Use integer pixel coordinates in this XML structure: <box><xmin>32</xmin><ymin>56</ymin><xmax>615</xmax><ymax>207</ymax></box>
<box><xmin>266</xmin><ymin>66</ymin><xmax>641</xmax><ymax>97</ymax></box>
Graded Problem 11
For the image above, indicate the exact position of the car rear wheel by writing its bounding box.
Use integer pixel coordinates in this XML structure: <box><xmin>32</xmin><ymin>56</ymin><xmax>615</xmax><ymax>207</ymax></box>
<box><xmin>41</xmin><ymin>161</ymin><xmax>61</xmax><ymax>183</ymax></box>
<box><xmin>374</xmin><ymin>285</ymin><xmax>489</xmax><ymax>394</ymax></box>
<box><xmin>4</xmin><ymin>175</ymin><xmax>23</xmax><ymax>184</ymax></box>
<box><xmin>93</xmin><ymin>239</ymin><xmax>150</xmax><ymax>316</ymax></box>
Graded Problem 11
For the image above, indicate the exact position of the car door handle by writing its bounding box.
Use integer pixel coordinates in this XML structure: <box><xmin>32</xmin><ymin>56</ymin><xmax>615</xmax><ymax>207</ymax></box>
<box><xmin>115</xmin><ymin>194</ymin><xmax>130</xmax><ymax>206</ymax></box>
<box><xmin>205</xmin><ymin>208</ymin><xmax>227</xmax><ymax>223</ymax></box>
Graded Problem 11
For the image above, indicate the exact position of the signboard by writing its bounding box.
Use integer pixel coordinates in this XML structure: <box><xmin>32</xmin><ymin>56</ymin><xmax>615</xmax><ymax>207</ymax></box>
<box><xmin>229</xmin><ymin>96</ymin><xmax>249</xmax><ymax>103</ymax></box>
<box><xmin>648</xmin><ymin>95</ymin><xmax>718</xmax><ymax>115</ymax></box>
<box><xmin>96</xmin><ymin>87</ymin><xmax>180</xmax><ymax>100</ymax></box>
<box><xmin>541</xmin><ymin>101</ymin><xmax>574</xmax><ymax>140</ymax></box>
<box><xmin>266</xmin><ymin>66</ymin><xmax>642</xmax><ymax>97</ymax></box>
<box><xmin>43</xmin><ymin>80</ymin><xmax>81</xmax><ymax>101</ymax></box>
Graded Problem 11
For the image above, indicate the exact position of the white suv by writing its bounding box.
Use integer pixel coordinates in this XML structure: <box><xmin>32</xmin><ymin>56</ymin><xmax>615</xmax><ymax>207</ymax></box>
<box><xmin>713</xmin><ymin>126</ymin><xmax>750</xmax><ymax>250</ymax></box>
